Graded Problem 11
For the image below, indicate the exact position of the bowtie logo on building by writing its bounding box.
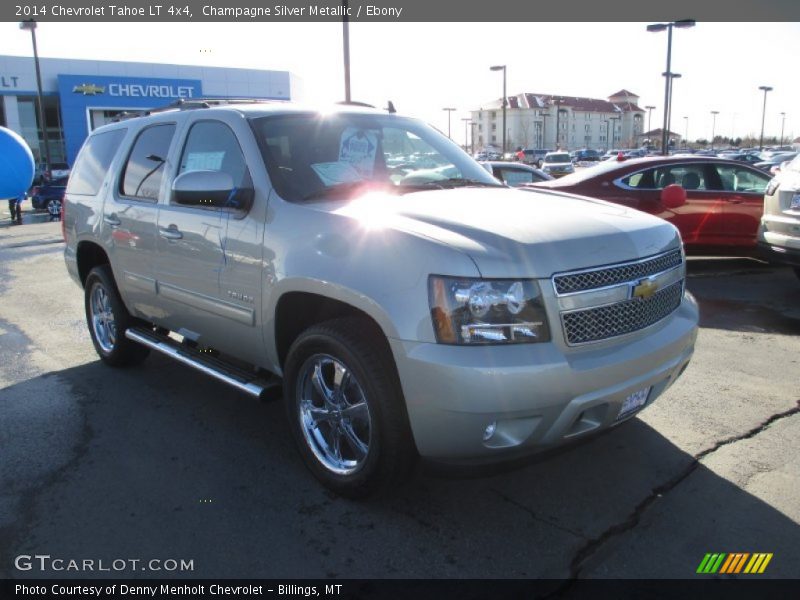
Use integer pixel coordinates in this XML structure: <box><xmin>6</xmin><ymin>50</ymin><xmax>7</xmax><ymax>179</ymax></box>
<box><xmin>72</xmin><ymin>83</ymin><xmax>105</xmax><ymax>96</ymax></box>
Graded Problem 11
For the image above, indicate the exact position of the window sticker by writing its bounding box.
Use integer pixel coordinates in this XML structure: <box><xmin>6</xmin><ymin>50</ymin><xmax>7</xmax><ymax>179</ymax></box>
<box><xmin>185</xmin><ymin>151</ymin><xmax>225</xmax><ymax>171</ymax></box>
<box><xmin>339</xmin><ymin>128</ymin><xmax>379</xmax><ymax>177</ymax></box>
<box><xmin>311</xmin><ymin>161</ymin><xmax>363</xmax><ymax>186</ymax></box>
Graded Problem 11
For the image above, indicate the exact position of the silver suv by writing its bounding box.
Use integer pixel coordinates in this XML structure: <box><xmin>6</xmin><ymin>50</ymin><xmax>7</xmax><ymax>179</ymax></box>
<box><xmin>63</xmin><ymin>100</ymin><xmax>698</xmax><ymax>497</ymax></box>
<box><xmin>759</xmin><ymin>153</ymin><xmax>800</xmax><ymax>280</ymax></box>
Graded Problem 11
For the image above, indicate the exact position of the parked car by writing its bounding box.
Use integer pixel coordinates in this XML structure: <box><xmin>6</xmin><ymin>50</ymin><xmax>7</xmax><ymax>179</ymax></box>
<box><xmin>30</xmin><ymin>176</ymin><xmax>68</xmax><ymax>214</ymax></box>
<box><xmin>540</xmin><ymin>152</ymin><xmax>575</xmax><ymax>177</ymax></box>
<box><xmin>758</xmin><ymin>154</ymin><xmax>800</xmax><ymax>280</ymax></box>
<box><xmin>571</xmin><ymin>149</ymin><xmax>602</xmax><ymax>163</ymax></box>
<box><xmin>754</xmin><ymin>152</ymin><xmax>797</xmax><ymax>172</ymax></box>
<box><xmin>530</xmin><ymin>156</ymin><xmax>773</xmax><ymax>255</ymax></box>
<box><xmin>63</xmin><ymin>100</ymin><xmax>697</xmax><ymax>497</ymax></box>
<box><xmin>482</xmin><ymin>161</ymin><xmax>553</xmax><ymax>186</ymax></box>
<box><xmin>520</xmin><ymin>148</ymin><xmax>549</xmax><ymax>167</ymax></box>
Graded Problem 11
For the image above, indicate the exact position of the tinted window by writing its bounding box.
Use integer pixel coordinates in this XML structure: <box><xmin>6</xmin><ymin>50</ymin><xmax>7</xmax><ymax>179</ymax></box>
<box><xmin>121</xmin><ymin>124</ymin><xmax>175</xmax><ymax>200</ymax></box>
<box><xmin>650</xmin><ymin>165</ymin><xmax>708</xmax><ymax>190</ymax></box>
<box><xmin>715</xmin><ymin>165</ymin><xmax>770</xmax><ymax>193</ymax></box>
<box><xmin>66</xmin><ymin>129</ymin><xmax>126</xmax><ymax>196</ymax></box>
<box><xmin>178</xmin><ymin>121</ymin><xmax>249</xmax><ymax>188</ymax></box>
<box><xmin>498</xmin><ymin>168</ymin><xmax>537</xmax><ymax>186</ymax></box>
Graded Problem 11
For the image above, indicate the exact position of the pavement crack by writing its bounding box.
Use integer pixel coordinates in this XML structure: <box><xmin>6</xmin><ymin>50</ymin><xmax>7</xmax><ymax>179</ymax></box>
<box><xmin>491</xmin><ymin>489</ymin><xmax>586</xmax><ymax>540</ymax></box>
<box><xmin>560</xmin><ymin>400</ymin><xmax>800</xmax><ymax>586</ymax></box>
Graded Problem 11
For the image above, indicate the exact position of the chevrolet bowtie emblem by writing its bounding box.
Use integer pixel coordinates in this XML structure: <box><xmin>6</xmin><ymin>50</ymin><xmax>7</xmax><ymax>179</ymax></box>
<box><xmin>73</xmin><ymin>83</ymin><xmax>105</xmax><ymax>96</ymax></box>
<box><xmin>632</xmin><ymin>278</ymin><xmax>659</xmax><ymax>300</ymax></box>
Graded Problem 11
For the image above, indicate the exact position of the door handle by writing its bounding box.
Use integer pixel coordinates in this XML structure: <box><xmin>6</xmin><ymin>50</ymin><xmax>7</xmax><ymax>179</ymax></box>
<box><xmin>158</xmin><ymin>225</ymin><xmax>183</xmax><ymax>240</ymax></box>
<box><xmin>103</xmin><ymin>214</ymin><xmax>121</xmax><ymax>227</ymax></box>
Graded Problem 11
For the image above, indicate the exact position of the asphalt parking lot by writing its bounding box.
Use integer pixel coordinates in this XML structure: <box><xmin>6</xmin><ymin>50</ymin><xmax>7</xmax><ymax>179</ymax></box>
<box><xmin>1</xmin><ymin>213</ymin><xmax>798</xmax><ymax>580</ymax></box>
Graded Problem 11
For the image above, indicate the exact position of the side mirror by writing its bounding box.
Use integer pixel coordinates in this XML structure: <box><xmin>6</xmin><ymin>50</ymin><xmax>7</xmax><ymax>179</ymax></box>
<box><xmin>660</xmin><ymin>183</ymin><xmax>687</xmax><ymax>209</ymax></box>
<box><xmin>172</xmin><ymin>170</ymin><xmax>253</xmax><ymax>211</ymax></box>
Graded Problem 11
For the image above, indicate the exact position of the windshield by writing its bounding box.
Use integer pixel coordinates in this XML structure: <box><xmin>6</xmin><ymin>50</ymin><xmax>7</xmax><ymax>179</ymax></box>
<box><xmin>251</xmin><ymin>113</ymin><xmax>501</xmax><ymax>202</ymax></box>
<box><xmin>545</xmin><ymin>153</ymin><xmax>571</xmax><ymax>163</ymax></box>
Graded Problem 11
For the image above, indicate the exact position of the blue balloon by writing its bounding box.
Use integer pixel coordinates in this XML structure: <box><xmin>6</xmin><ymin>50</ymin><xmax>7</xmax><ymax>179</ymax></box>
<box><xmin>0</xmin><ymin>126</ymin><xmax>35</xmax><ymax>199</ymax></box>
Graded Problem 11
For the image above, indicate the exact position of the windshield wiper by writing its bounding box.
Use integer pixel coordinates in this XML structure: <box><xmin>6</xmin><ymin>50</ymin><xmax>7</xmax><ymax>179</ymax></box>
<box><xmin>440</xmin><ymin>178</ymin><xmax>502</xmax><ymax>188</ymax></box>
<box><xmin>396</xmin><ymin>178</ymin><xmax>501</xmax><ymax>194</ymax></box>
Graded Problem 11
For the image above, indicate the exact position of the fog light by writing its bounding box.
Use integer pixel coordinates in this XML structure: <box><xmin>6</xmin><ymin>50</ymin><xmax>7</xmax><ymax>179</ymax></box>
<box><xmin>483</xmin><ymin>421</ymin><xmax>497</xmax><ymax>441</ymax></box>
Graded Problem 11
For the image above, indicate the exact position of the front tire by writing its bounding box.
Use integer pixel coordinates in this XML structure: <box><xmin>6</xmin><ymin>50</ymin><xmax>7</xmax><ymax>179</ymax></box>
<box><xmin>84</xmin><ymin>265</ymin><xmax>149</xmax><ymax>367</ymax></box>
<box><xmin>283</xmin><ymin>318</ymin><xmax>416</xmax><ymax>498</ymax></box>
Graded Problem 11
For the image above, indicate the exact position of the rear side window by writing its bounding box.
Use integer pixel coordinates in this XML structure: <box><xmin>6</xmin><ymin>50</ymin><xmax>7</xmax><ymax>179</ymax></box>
<box><xmin>66</xmin><ymin>129</ymin><xmax>126</xmax><ymax>196</ymax></box>
<box><xmin>121</xmin><ymin>124</ymin><xmax>176</xmax><ymax>201</ymax></box>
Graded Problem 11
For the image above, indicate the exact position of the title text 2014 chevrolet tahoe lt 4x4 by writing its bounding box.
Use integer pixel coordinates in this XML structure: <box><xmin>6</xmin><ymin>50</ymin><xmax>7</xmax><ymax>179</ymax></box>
<box><xmin>64</xmin><ymin>100</ymin><xmax>698</xmax><ymax>497</ymax></box>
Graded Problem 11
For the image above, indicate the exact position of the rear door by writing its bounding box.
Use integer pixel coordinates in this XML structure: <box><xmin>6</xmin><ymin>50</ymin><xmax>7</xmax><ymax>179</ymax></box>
<box><xmin>711</xmin><ymin>162</ymin><xmax>771</xmax><ymax>248</ymax></box>
<box><xmin>104</xmin><ymin>122</ymin><xmax>177</xmax><ymax>321</ymax></box>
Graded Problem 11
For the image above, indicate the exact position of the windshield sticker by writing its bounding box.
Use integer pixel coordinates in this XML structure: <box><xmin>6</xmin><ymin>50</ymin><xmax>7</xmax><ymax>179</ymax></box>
<box><xmin>311</xmin><ymin>161</ymin><xmax>363</xmax><ymax>186</ymax></box>
<box><xmin>339</xmin><ymin>128</ymin><xmax>379</xmax><ymax>177</ymax></box>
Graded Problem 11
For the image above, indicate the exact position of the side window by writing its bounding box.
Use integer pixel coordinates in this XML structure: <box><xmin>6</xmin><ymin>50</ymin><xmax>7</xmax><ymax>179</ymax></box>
<box><xmin>619</xmin><ymin>169</ymin><xmax>655</xmax><ymax>189</ymax></box>
<box><xmin>178</xmin><ymin>120</ymin><xmax>249</xmax><ymax>187</ymax></box>
<box><xmin>715</xmin><ymin>164</ymin><xmax>770</xmax><ymax>193</ymax></box>
<box><xmin>651</xmin><ymin>165</ymin><xmax>707</xmax><ymax>190</ymax></box>
<box><xmin>66</xmin><ymin>129</ymin><xmax>127</xmax><ymax>196</ymax></box>
<box><xmin>120</xmin><ymin>124</ymin><xmax>176</xmax><ymax>201</ymax></box>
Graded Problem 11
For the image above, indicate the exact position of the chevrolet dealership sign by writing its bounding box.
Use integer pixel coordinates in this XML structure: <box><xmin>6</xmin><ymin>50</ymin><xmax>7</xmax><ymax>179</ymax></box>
<box><xmin>71</xmin><ymin>81</ymin><xmax>196</xmax><ymax>99</ymax></box>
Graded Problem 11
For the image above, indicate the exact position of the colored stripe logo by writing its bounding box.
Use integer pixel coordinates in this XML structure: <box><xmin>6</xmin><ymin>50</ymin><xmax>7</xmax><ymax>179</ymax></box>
<box><xmin>696</xmin><ymin>553</ymin><xmax>773</xmax><ymax>574</ymax></box>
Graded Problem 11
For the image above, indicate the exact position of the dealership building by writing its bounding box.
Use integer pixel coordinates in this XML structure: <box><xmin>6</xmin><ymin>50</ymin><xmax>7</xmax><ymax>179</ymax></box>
<box><xmin>0</xmin><ymin>55</ymin><xmax>301</xmax><ymax>166</ymax></box>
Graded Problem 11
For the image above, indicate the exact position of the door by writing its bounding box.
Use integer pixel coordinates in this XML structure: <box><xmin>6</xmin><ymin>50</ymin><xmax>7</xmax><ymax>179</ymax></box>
<box><xmin>104</xmin><ymin>123</ymin><xmax>176</xmax><ymax>321</ymax></box>
<box><xmin>712</xmin><ymin>163</ymin><xmax>771</xmax><ymax>248</ymax></box>
<box><xmin>155</xmin><ymin>118</ymin><xmax>263</xmax><ymax>358</ymax></box>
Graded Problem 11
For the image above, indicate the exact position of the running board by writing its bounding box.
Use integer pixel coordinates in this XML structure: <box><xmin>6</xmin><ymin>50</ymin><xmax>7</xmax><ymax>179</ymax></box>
<box><xmin>125</xmin><ymin>327</ymin><xmax>281</xmax><ymax>401</ymax></box>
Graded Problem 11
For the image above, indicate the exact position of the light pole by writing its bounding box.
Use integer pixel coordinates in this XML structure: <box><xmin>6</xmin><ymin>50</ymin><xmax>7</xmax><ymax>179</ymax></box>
<box><xmin>605</xmin><ymin>119</ymin><xmax>611</xmax><ymax>151</ymax></box>
<box><xmin>19</xmin><ymin>19</ymin><xmax>51</xmax><ymax>170</ymax></box>
<box><xmin>683</xmin><ymin>116</ymin><xmax>688</xmax><ymax>149</ymax></box>
<box><xmin>541</xmin><ymin>112</ymin><xmax>550</xmax><ymax>150</ymax></box>
<box><xmin>779</xmin><ymin>112</ymin><xmax>786</xmax><ymax>147</ymax></box>
<box><xmin>663</xmin><ymin>72</ymin><xmax>681</xmax><ymax>148</ymax></box>
<box><xmin>442</xmin><ymin>107</ymin><xmax>456</xmax><ymax>139</ymax></box>
<box><xmin>489</xmin><ymin>65</ymin><xmax>507</xmax><ymax>154</ymax></box>
<box><xmin>710</xmin><ymin>110</ymin><xmax>719</xmax><ymax>151</ymax></box>
<box><xmin>758</xmin><ymin>85</ymin><xmax>773</xmax><ymax>151</ymax></box>
<box><xmin>610</xmin><ymin>116</ymin><xmax>620</xmax><ymax>151</ymax></box>
<box><xmin>461</xmin><ymin>117</ymin><xmax>471</xmax><ymax>151</ymax></box>
<box><xmin>645</xmin><ymin>105</ymin><xmax>656</xmax><ymax>133</ymax></box>
<box><xmin>342</xmin><ymin>0</ymin><xmax>351</xmax><ymax>102</ymax></box>
<box><xmin>553</xmin><ymin>98</ymin><xmax>566</xmax><ymax>150</ymax></box>
<box><xmin>647</xmin><ymin>20</ymin><xmax>695</xmax><ymax>155</ymax></box>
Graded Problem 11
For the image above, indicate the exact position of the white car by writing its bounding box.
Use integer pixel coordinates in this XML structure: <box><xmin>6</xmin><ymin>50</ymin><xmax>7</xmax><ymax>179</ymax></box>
<box><xmin>541</xmin><ymin>152</ymin><xmax>575</xmax><ymax>177</ymax></box>
<box><xmin>758</xmin><ymin>153</ymin><xmax>800</xmax><ymax>281</ymax></box>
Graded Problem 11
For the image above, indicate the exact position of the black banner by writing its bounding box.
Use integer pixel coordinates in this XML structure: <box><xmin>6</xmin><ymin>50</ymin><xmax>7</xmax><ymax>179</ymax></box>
<box><xmin>3</xmin><ymin>0</ymin><xmax>800</xmax><ymax>22</ymax></box>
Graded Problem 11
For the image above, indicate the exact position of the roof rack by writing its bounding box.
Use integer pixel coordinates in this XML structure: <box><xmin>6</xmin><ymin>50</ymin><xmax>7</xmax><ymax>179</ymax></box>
<box><xmin>110</xmin><ymin>97</ymin><xmax>281</xmax><ymax>122</ymax></box>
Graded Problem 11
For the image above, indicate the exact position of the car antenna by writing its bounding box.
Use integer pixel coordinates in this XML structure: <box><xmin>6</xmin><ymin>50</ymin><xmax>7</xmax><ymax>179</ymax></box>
<box><xmin>386</xmin><ymin>100</ymin><xmax>396</xmax><ymax>114</ymax></box>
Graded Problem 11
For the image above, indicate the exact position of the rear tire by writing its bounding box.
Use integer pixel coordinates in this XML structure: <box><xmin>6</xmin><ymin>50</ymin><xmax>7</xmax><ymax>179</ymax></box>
<box><xmin>283</xmin><ymin>318</ymin><xmax>416</xmax><ymax>498</ymax></box>
<box><xmin>84</xmin><ymin>265</ymin><xmax>149</xmax><ymax>367</ymax></box>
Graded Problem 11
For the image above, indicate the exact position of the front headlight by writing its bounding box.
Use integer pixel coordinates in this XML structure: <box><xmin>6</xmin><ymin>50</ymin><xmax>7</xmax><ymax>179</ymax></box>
<box><xmin>428</xmin><ymin>276</ymin><xmax>550</xmax><ymax>345</ymax></box>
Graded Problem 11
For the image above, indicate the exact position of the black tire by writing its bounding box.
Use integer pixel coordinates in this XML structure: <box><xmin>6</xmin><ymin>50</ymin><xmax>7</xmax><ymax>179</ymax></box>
<box><xmin>794</xmin><ymin>266</ymin><xmax>800</xmax><ymax>281</ymax></box>
<box><xmin>283</xmin><ymin>317</ymin><xmax>416</xmax><ymax>498</ymax></box>
<box><xmin>84</xmin><ymin>265</ymin><xmax>149</xmax><ymax>367</ymax></box>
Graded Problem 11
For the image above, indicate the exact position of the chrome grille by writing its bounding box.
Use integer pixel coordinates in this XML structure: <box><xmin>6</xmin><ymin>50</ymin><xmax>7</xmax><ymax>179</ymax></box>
<box><xmin>562</xmin><ymin>281</ymin><xmax>683</xmax><ymax>345</ymax></box>
<box><xmin>554</xmin><ymin>249</ymin><xmax>683</xmax><ymax>295</ymax></box>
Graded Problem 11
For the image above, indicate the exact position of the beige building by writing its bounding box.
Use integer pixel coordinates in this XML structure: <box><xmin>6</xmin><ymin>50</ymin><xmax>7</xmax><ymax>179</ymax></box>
<box><xmin>471</xmin><ymin>89</ymin><xmax>646</xmax><ymax>152</ymax></box>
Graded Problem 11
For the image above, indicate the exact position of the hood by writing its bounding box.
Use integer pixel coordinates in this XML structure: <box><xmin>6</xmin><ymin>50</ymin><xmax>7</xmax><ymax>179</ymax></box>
<box><xmin>320</xmin><ymin>187</ymin><xmax>681</xmax><ymax>278</ymax></box>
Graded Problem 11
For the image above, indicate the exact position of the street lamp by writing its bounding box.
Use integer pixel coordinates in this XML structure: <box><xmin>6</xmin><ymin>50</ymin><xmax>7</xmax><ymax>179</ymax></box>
<box><xmin>553</xmin><ymin>97</ymin><xmax>566</xmax><ymax>150</ymax></box>
<box><xmin>645</xmin><ymin>105</ymin><xmax>656</xmax><ymax>133</ymax></box>
<box><xmin>461</xmin><ymin>117</ymin><xmax>471</xmax><ymax>151</ymax></box>
<box><xmin>662</xmin><ymin>72</ymin><xmax>681</xmax><ymax>148</ymax></box>
<box><xmin>779</xmin><ymin>112</ymin><xmax>786</xmax><ymax>147</ymax></box>
<box><xmin>683</xmin><ymin>116</ymin><xmax>689</xmax><ymax>149</ymax></box>
<box><xmin>442</xmin><ymin>107</ymin><xmax>456</xmax><ymax>139</ymax></box>
<box><xmin>758</xmin><ymin>85</ymin><xmax>773</xmax><ymax>151</ymax></box>
<box><xmin>489</xmin><ymin>65</ymin><xmax>507</xmax><ymax>154</ymax></box>
<box><xmin>710</xmin><ymin>110</ymin><xmax>719</xmax><ymax>151</ymax></box>
<box><xmin>647</xmin><ymin>19</ymin><xmax>695</xmax><ymax>155</ymax></box>
<box><xmin>19</xmin><ymin>19</ymin><xmax>51</xmax><ymax>171</ymax></box>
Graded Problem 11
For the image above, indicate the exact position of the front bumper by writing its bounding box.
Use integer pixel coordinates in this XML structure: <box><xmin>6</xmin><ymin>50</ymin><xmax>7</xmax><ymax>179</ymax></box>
<box><xmin>390</xmin><ymin>295</ymin><xmax>698</xmax><ymax>461</ymax></box>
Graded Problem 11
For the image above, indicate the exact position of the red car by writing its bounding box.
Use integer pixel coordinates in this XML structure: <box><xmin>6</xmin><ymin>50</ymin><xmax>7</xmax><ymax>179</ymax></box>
<box><xmin>529</xmin><ymin>156</ymin><xmax>773</xmax><ymax>254</ymax></box>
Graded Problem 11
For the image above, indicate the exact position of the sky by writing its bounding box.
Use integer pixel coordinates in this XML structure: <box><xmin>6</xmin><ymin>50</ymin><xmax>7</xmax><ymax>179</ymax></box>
<box><xmin>1</xmin><ymin>21</ymin><xmax>798</xmax><ymax>147</ymax></box>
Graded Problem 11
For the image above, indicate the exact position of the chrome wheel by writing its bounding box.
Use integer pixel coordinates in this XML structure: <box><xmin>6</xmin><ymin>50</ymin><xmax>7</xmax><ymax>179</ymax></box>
<box><xmin>297</xmin><ymin>354</ymin><xmax>372</xmax><ymax>475</ymax></box>
<box><xmin>90</xmin><ymin>283</ymin><xmax>116</xmax><ymax>354</ymax></box>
